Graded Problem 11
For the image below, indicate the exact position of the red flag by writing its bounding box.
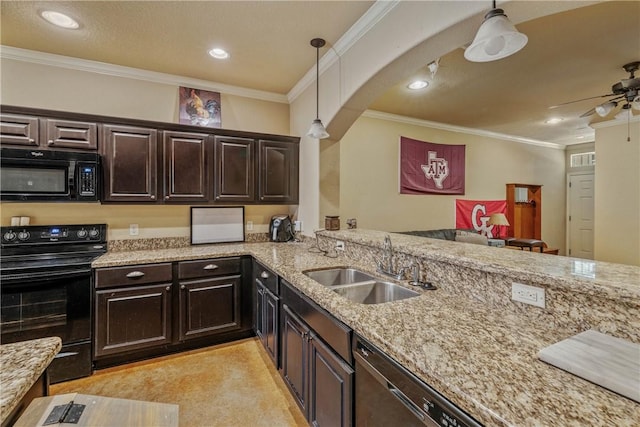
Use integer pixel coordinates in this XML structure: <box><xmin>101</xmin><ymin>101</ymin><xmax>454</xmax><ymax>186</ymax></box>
<box><xmin>400</xmin><ymin>136</ymin><xmax>465</xmax><ymax>195</ymax></box>
<box><xmin>455</xmin><ymin>199</ymin><xmax>507</xmax><ymax>238</ymax></box>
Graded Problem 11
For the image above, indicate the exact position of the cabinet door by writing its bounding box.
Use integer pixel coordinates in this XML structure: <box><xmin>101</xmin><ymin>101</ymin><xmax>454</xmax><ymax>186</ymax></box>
<box><xmin>94</xmin><ymin>283</ymin><xmax>172</xmax><ymax>358</ymax></box>
<box><xmin>264</xmin><ymin>288</ymin><xmax>280</xmax><ymax>365</ymax></box>
<box><xmin>44</xmin><ymin>119</ymin><xmax>97</xmax><ymax>150</ymax></box>
<box><xmin>163</xmin><ymin>131</ymin><xmax>210</xmax><ymax>202</ymax></box>
<box><xmin>0</xmin><ymin>114</ymin><xmax>39</xmax><ymax>146</ymax></box>
<box><xmin>258</xmin><ymin>139</ymin><xmax>299</xmax><ymax>203</ymax></box>
<box><xmin>214</xmin><ymin>136</ymin><xmax>255</xmax><ymax>202</ymax></box>
<box><xmin>102</xmin><ymin>124</ymin><xmax>158</xmax><ymax>202</ymax></box>
<box><xmin>281</xmin><ymin>304</ymin><xmax>309</xmax><ymax>417</ymax></box>
<box><xmin>309</xmin><ymin>332</ymin><xmax>354</xmax><ymax>427</ymax></box>
<box><xmin>255</xmin><ymin>281</ymin><xmax>266</xmax><ymax>341</ymax></box>
<box><xmin>178</xmin><ymin>275</ymin><xmax>241</xmax><ymax>341</ymax></box>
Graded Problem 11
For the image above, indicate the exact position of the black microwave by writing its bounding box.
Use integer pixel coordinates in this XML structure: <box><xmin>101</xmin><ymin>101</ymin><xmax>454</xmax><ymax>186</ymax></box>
<box><xmin>0</xmin><ymin>148</ymin><xmax>100</xmax><ymax>202</ymax></box>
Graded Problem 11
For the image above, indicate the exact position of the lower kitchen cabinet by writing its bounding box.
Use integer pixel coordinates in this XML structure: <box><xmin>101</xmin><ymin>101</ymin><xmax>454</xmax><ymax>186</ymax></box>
<box><xmin>281</xmin><ymin>304</ymin><xmax>310</xmax><ymax>415</ymax></box>
<box><xmin>95</xmin><ymin>282</ymin><xmax>172</xmax><ymax>358</ymax></box>
<box><xmin>253</xmin><ymin>260</ymin><xmax>279</xmax><ymax>365</ymax></box>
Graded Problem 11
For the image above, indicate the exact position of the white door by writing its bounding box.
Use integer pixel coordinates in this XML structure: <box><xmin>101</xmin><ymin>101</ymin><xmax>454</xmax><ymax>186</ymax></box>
<box><xmin>567</xmin><ymin>173</ymin><xmax>595</xmax><ymax>259</ymax></box>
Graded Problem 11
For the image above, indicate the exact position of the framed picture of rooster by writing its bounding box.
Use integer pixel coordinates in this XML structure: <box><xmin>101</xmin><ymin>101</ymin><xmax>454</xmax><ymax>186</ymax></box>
<box><xmin>178</xmin><ymin>86</ymin><xmax>221</xmax><ymax>128</ymax></box>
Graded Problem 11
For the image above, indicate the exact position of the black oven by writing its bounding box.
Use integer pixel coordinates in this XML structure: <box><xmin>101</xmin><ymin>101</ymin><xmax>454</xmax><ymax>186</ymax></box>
<box><xmin>0</xmin><ymin>147</ymin><xmax>100</xmax><ymax>202</ymax></box>
<box><xmin>1</xmin><ymin>224</ymin><xmax>107</xmax><ymax>383</ymax></box>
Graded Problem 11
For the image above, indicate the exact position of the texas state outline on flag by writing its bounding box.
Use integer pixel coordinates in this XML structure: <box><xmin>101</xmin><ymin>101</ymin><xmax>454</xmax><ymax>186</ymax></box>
<box><xmin>421</xmin><ymin>151</ymin><xmax>449</xmax><ymax>189</ymax></box>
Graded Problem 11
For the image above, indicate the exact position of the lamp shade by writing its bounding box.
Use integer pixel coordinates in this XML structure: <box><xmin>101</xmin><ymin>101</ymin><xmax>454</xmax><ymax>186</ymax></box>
<box><xmin>464</xmin><ymin>9</ymin><xmax>528</xmax><ymax>62</ymax></box>
<box><xmin>488</xmin><ymin>212</ymin><xmax>510</xmax><ymax>226</ymax></box>
<box><xmin>307</xmin><ymin>119</ymin><xmax>329</xmax><ymax>139</ymax></box>
<box><xmin>595</xmin><ymin>101</ymin><xmax>617</xmax><ymax>117</ymax></box>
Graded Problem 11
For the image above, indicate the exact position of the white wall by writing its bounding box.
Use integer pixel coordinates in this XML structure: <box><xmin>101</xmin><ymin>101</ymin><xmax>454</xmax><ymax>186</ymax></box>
<box><xmin>593</xmin><ymin>118</ymin><xmax>640</xmax><ymax>266</ymax></box>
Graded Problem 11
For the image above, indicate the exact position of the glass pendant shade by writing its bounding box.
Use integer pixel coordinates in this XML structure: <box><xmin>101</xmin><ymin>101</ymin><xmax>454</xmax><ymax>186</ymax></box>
<box><xmin>307</xmin><ymin>119</ymin><xmax>329</xmax><ymax>139</ymax></box>
<box><xmin>464</xmin><ymin>9</ymin><xmax>528</xmax><ymax>62</ymax></box>
<box><xmin>595</xmin><ymin>101</ymin><xmax>617</xmax><ymax>117</ymax></box>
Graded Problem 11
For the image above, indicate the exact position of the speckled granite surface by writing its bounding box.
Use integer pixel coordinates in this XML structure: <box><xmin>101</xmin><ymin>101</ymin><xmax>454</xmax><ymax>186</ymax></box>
<box><xmin>0</xmin><ymin>337</ymin><xmax>61</xmax><ymax>423</ymax></box>
<box><xmin>92</xmin><ymin>231</ymin><xmax>640</xmax><ymax>426</ymax></box>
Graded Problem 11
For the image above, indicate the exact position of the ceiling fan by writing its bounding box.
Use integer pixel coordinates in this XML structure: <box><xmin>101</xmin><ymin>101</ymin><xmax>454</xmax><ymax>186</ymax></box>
<box><xmin>551</xmin><ymin>61</ymin><xmax>640</xmax><ymax>119</ymax></box>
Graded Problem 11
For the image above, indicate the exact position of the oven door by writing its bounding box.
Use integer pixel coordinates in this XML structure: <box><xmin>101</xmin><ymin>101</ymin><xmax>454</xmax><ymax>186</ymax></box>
<box><xmin>0</xmin><ymin>267</ymin><xmax>91</xmax><ymax>345</ymax></box>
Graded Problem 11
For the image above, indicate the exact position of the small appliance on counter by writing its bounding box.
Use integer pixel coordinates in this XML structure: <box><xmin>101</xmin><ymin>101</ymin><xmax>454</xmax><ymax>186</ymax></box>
<box><xmin>269</xmin><ymin>215</ymin><xmax>294</xmax><ymax>242</ymax></box>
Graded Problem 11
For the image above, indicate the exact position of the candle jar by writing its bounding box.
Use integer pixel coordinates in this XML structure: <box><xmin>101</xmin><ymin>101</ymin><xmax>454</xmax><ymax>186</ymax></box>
<box><xmin>325</xmin><ymin>216</ymin><xmax>340</xmax><ymax>231</ymax></box>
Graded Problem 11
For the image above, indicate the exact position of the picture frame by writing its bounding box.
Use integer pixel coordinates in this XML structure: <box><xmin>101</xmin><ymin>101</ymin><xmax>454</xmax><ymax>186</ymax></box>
<box><xmin>178</xmin><ymin>86</ymin><xmax>221</xmax><ymax>128</ymax></box>
<box><xmin>190</xmin><ymin>206</ymin><xmax>245</xmax><ymax>245</ymax></box>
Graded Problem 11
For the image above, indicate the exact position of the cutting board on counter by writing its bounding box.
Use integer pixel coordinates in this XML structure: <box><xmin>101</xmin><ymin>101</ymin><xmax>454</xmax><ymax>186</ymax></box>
<box><xmin>538</xmin><ymin>330</ymin><xmax>640</xmax><ymax>403</ymax></box>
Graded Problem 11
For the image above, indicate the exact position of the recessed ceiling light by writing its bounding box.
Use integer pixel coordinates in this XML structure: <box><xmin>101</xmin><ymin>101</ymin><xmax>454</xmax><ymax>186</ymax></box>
<box><xmin>208</xmin><ymin>48</ymin><xmax>230</xmax><ymax>59</ymax></box>
<box><xmin>545</xmin><ymin>117</ymin><xmax>564</xmax><ymax>124</ymax></box>
<box><xmin>40</xmin><ymin>11</ymin><xmax>79</xmax><ymax>29</ymax></box>
<box><xmin>407</xmin><ymin>80</ymin><xmax>429</xmax><ymax>90</ymax></box>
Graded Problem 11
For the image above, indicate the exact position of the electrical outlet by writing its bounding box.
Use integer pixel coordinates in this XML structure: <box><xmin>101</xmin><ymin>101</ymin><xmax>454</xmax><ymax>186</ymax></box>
<box><xmin>246</xmin><ymin>221</ymin><xmax>253</xmax><ymax>231</ymax></box>
<box><xmin>511</xmin><ymin>283</ymin><xmax>545</xmax><ymax>308</ymax></box>
<box><xmin>129</xmin><ymin>224</ymin><xmax>139</xmax><ymax>236</ymax></box>
<box><xmin>335</xmin><ymin>240</ymin><xmax>345</xmax><ymax>251</ymax></box>
<box><xmin>294</xmin><ymin>220</ymin><xmax>302</xmax><ymax>232</ymax></box>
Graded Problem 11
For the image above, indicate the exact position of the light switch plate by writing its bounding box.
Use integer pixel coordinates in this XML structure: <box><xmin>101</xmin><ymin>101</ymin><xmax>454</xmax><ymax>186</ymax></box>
<box><xmin>129</xmin><ymin>224</ymin><xmax>139</xmax><ymax>236</ymax></box>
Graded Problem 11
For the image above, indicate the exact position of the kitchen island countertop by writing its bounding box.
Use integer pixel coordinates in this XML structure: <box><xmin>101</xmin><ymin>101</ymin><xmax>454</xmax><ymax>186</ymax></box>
<box><xmin>92</xmin><ymin>237</ymin><xmax>640</xmax><ymax>426</ymax></box>
<box><xmin>0</xmin><ymin>337</ymin><xmax>61</xmax><ymax>425</ymax></box>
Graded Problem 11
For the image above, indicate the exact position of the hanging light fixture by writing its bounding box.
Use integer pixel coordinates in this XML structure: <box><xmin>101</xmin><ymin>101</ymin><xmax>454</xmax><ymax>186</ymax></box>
<box><xmin>464</xmin><ymin>0</ymin><xmax>528</xmax><ymax>62</ymax></box>
<box><xmin>595</xmin><ymin>101</ymin><xmax>618</xmax><ymax>117</ymax></box>
<box><xmin>307</xmin><ymin>38</ymin><xmax>330</xmax><ymax>139</ymax></box>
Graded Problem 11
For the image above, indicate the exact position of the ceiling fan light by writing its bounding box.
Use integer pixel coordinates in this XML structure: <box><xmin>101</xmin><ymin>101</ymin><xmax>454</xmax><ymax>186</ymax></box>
<box><xmin>632</xmin><ymin>95</ymin><xmax>640</xmax><ymax>111</ymax></box>
<box><xmin>595</xmin><ymin>101</ymin><xmax>616</xmax><ymax>117</ymax></box>
<box><xmin>464</xmin><ymin>9</ymin><xmax>528</xmax><ymax>62</ymax></box>
<box><xmin>307</xmin><ymin>119</ymin><xmax>329</xmax><ymax>139</ymax></box>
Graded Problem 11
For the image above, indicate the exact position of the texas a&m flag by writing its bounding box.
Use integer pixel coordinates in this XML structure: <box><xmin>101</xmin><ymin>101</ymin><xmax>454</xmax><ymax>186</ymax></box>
<box><xmin>399</xmin><ymin>136</ymin><xmax>465</xmax><ymax>195</ymax></box>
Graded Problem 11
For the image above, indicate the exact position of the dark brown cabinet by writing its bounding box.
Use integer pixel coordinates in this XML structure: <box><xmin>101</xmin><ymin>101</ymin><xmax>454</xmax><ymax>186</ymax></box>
<box><xmin>44</xmin><ymin>118</ymin><xmax>97</xmax><ymax>150</ymax></box>
<box><xmin>0</xmin><ymin>114</ymin><xmax>39</xmax><ymax>146</ymax></box>
<box><xmin>214</xmin><ymin>136</ymin><xmax>255</xmax><ymax>202</ymax></box>
<box><xmin>258</xmin><ymin>139</ymin><xmax>299</xmax><ymax>204</ymax></box>
<box><xmin>94</xmin><ymin>263</ymin><xmax>173</xmax><ymax>358</ymax></box>
<box><xmin>163</xmin><ymin>131</ymin><xmax>210</xmax><ymax>202</ymax></box>
<box><xmin>102</xmin><ymin>124</ymin><xmax>158</xmax><ymax>202</ymax></box>
<box><xmin>177</xmin><ymin>258</ymin><xmax>242</xmax><ymax>341</ymax></box>
<box><xmin>281</xmin><ymin>304</ymin><xmax>310</xmax><ymax>416</ymax></box>
<box><xmin>254</xmin><ymin>261</ymin><xmax>279</xmax><ymax>365</ymax></box>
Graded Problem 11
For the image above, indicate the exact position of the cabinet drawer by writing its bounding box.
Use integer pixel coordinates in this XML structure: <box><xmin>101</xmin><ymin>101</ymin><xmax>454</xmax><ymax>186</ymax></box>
<box><xmin>281</xmin><ymin>279</ymin><xmax>352</xmax><ymax>365</ymax></box>
<box><xmin>95</xmin><ymin>263</ymin><xmax>172</xmax><ymax>289</ymax></box>
<box><xmin>178</xmin><ymin>257</ymin><xmax>241</xmax><ymax>280</ymax></box>
<box><xmin>253</xmin><ymin>260</ymin><xmax>278</xmax><ymax>294</ymax></box>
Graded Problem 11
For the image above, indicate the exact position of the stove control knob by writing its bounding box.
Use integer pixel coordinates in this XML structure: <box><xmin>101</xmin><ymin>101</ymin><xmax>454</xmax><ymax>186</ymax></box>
<box><xmin>17</xmin><ymin>231</ymin><xmax>30</xmax><ymax>241</ymax></box>
<box><xmin>3</xmin><ymin>231</ymin><xmax>16</xmax><ymax>242</ymax></box>
<box><xmin>77</xmin><ymin>229</ymin><xmax>88</xmax><ymax>239</ymax></box>
<box><xmin>89</xmin><ymin>228</ymin><xmax>100</xmax><ymax>239</ymax></box>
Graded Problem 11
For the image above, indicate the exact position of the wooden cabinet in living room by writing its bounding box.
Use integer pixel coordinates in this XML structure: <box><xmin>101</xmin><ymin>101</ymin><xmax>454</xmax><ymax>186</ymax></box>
<box><xmin>162</xmin><ymin>131</ymin><xmax>210</xmax><ymax>202</ymax></box>
<box><xmin>213</xmin><ymin>136</ymin><xmax>255</xmax><ymax>203</ymax></box>
<box><xmin>101</xmin><ymin>124</ymin><xmax>158</xmax><ymax>202</ymax></box>
<box><xmin>258</xmin><ymin>139</ymin><xmax>299</xmax><ymax>204</ymax></box>
<box><xmin>506</xmin><ymin>183</ymin><xmax>542</xmax><ymax>239</ymax></box>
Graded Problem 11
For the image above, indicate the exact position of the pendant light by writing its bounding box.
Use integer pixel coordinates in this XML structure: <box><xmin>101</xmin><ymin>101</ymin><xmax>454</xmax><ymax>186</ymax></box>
<box><xmin>307</xmin><ymin>38</ymin><xmax>330</xmax><ymax>139</ymax></box>
<box><xmin>464</xmin><ymin>0</ymin><xmax>528</xmax><ymax>62</ymax></box>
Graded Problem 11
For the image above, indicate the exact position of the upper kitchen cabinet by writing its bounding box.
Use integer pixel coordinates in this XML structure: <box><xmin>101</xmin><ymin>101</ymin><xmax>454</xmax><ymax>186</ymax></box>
<box><xmin>213</xmin><ymin>136</ymin><xmax>255</xmax><ymax>203</ymax></box>
<box><xmin>102</xmin><ymin>124</ymin><xmax>158</xmax><ymax>202</ymax></box>
<box><xmin>163</xmin><ymin>131</ymin><xmax>210</xmax><ymax>203</ymax></box>
<box><xmin>0</xmin><ymin>113</ymin><xmax>97</xmax><ymax>150</ymax></box>
<box><xmin>258</xmin><ymin>139</ymin><xmax>299</xmax><ymax>204</ymax></box>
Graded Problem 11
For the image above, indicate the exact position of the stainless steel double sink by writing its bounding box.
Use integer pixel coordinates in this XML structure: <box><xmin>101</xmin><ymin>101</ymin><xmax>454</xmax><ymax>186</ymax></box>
<box><xmin>303</xmin><ymin>268</ymin><xmax>420</xmax><ymax>304</ymax></box>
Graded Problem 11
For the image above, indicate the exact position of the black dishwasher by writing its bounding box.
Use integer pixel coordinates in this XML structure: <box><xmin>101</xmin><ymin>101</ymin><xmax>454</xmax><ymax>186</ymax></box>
<box><xmin>354</xmin><ymin>335</ymin><xmax>482</xmax><ymax>427</ymax></box>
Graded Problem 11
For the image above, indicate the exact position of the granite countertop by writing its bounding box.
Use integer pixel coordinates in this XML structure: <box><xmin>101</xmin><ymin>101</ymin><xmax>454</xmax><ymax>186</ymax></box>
<box><xmin>93</xmin><ymin>237</ymin><xmax>640</xmax><ymax>426</ymax></box>
<box><xmin>0</xmin><ymin>337</ymin><xmax>62</xmax><ymax>423</ymax></box>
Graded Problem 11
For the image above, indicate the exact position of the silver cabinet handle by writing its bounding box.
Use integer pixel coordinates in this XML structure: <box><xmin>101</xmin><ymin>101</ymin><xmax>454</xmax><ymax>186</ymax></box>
<box><xmin>166</xmin><ymin>286</ymin><xmax>171</xmax><ymax>291</ymax></box>
<box><xmin>260</xmin><ymin>271</ymin><xmax>269</xmax><ymax>279</ymax></box>
<box><xmin>203</xmin><ymin>264</ymin><xmax>219</xmax><ymax>270</ymax></box>
<box><xmin>126</xmin><ymin>271</ymin><xmax>145</xmax><ymax>278</ymax></box>
<box><xmin>29</xmin><ymin>138</ymin><xmax>35</xmax><ymax>143</ymax></box>
<box><xmin>181</xmin><ymin>284</ymin><xmax>185</xmax><ymax>289</ymax></box>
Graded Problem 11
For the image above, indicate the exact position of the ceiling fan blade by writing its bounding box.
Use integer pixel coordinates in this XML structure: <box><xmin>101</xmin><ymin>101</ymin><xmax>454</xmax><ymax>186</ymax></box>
<box><xmin>549</xmin><ymin>93</ymin><xmax>615</xmax><ymax>109</ymax></box>
<box><xmin>580</xmin><ymin>107</ymin><xmax>596</xmax><ymax>118</ymax></box>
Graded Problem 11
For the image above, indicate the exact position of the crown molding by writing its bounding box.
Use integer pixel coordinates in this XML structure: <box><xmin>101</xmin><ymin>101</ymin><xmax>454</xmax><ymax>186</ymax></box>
<box><xmin>0</xmin><ymin>45</ymin><xmax>288</xmax><ymax>104</ymax></box>
<box><xmin>287</xmin><ymin>0</ymin><xmax>400</xmax><ymax>103</ymax></box>
<box><xmin>362</xmin><ymin>110</ymin><xmax>566</xmax><ymax>150</ymax></box>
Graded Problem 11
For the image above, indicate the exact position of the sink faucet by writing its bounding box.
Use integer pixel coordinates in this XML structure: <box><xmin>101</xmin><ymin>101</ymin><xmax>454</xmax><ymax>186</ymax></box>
<box><xmin>375</xmin><ymin>235</ymin><xmax>406</xmax><ymax>280</ymax></box>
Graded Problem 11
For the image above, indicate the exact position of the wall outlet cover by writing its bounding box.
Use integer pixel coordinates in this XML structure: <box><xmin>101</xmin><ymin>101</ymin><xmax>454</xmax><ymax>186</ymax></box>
<box><xmin>511</xmin><ymin>282</ymin><xmax>545</xmax><ymax>308</ymax></box>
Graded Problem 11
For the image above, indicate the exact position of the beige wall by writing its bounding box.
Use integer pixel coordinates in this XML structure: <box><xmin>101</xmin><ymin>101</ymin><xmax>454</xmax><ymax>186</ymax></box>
<box><xmin>338</xmin><ymin>114</ymin><xmax>567</xmax><ymax>252</ymax></box>
<box><xmin>0</xmin><ymin>58</ymin><xmax>294</xmax><ymax>239</ymax></box>
<box><xmin>594</xmin><ymin>119</ymin><xmax>640</xmax><ymax>266</ymax></box>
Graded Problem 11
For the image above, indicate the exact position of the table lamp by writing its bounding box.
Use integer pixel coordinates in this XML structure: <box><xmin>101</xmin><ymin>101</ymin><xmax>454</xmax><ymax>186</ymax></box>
<box><xmin>488</xmin><ymin>213</ymin><xmax>510</xmax><ymax>239</ymax></box>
